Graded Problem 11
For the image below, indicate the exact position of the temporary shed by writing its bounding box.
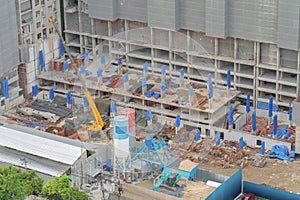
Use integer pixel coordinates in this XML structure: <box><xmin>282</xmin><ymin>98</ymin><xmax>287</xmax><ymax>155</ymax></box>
<box><xmin>0</xmin><ymin>125</ymin><xmax>87</xmax><ymax>176</ymax></box>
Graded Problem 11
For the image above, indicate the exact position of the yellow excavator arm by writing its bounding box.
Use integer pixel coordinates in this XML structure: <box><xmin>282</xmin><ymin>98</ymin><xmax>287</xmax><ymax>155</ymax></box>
<box><xmin>84</xmin><ymin>90</ymin><xmax>104</xmax><ymax>131</ymax></box>
<box><xmin>48</xmin><ymin>17</ymin><xmax>104</xmax><ymax>131</ymax></box>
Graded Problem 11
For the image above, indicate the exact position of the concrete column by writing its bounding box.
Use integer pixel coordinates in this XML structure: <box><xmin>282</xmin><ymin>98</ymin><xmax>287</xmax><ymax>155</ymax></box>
<box><xmin>108</xmin><ymin>21</ymin><xmax>112</xmax><ymax>59</ymax></box>
<box><xmin>78</xmin><ymin>0</ymin><xmax>83</xmax><ymax>53</ymax></box>
<box><xmin>254</xmin><ymin>42</ymin><xmax>260</xmax><ymax>109</ymax></box>
<box><xmin>4</xmin><ymin>99</ymin><xmax>9</xmax><ymax>111</ymax></box>
<box><xmin>187</xmin><ymin>54</ymin><xmax>191</xmax><ymax>82</ymax></box>
<box><xmin>91</xmin><ymin>19</ymin><xmax>97</xmax><ymax>57</ymax></box>
<box><xmin>253</xmin><ymin>42</ymin><xmax>257</xmax><ymax>105</ymax></box>
<box><xmin>297</xmin><ymin>52</ymin><xmax>300</xmax><ymax>99</ymax></box>
<box><xmin>234</xmin><ymin>38</ymin><xmax>238</xmax><ymax>59</ymax></box>
<box><xmin>296</xmin><ymin>123</ymin><xmax>300</xmax><ymax>154</ymax></box>
<box><xmin>150</xmin><ymin>27</ymin><xmax>154</xmax><ymax>74</ymax></box>
<box><xmin>187</xmin><ymin>30</ymin><xmax>191</xmax><ymax>82</ymax></box>
<box><xmin>168</xmin><ymin>31</ymin><xmax>172</xmax><ymax>79</ymax></box>
<box><xmin>276</xmin><ymin>48</ymin><xmax>280</xmax><ymax>102</ymax></box>
<box><xmin>233</xmin><ymin>38</ymin><xmax>238</xmax><ymax>89</ymax></box>
<box><xmin>214</xmin><ymin>38</ymin><xmax>218</xmax><ymax>86</ymax></box>
<box><xmin>125</xmin><ymin>20</ymin><xmax>129</xmax><ymax>69</ymax></box>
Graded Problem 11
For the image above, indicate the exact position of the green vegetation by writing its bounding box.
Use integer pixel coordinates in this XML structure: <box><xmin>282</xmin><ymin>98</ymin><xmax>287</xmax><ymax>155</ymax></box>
<box><xmin>0</xmin><ymin>165</ymin><xmax>90</xmax><ymax>200</ymax></box>
<box><xmin>41</xmin><ymin>174</ymin><xmax>91</xmax><ymax>200</ymax></box>
<box><xmin>0</xmin><ymin>165</ymin><xmax>43</xmax><ymax>200</ymax></box>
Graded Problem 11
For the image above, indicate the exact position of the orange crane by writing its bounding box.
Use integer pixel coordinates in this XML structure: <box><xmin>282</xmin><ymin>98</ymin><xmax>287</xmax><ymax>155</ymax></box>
<box><xmin>48</xmin><ymin>17</ymin><xmax>104</xmax><ymax>131</ymax></box>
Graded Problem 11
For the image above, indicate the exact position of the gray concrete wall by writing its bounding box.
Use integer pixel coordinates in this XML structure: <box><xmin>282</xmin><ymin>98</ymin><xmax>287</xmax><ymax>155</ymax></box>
<box><xmin>147</xmin><ymin>0</ymin><xmax>177</xmax><ymax>30</ymax></box>
<box><xmin>277</xmin><ymin>0</ymin><xmax>300</xmax><ymax>50</ymax></box>
<box><xmin>0</xmin><ymin>0</ymin><xmax>19</xmax><ymax>75</ymax></box>
<box><xmin>87</xmin><ymin>0</ymin><xmax>300</xmax><ymax>50</ymax></box>
<box><xmin>88</xmin><ymin>0</ymin><xmax>118</xmax><ymax>20</ymax></box>
<box><xmin>117</xmin><ymin>0</ymin><xmax>147</xmax><ymax>23</ymax></box>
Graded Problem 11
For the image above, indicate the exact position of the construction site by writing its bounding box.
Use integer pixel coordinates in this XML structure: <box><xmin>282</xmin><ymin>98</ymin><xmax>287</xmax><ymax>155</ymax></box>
<box><xmin>1</xmin><ymin>0</ymin><xmax>300</xmax><ymax>199</ymax></box>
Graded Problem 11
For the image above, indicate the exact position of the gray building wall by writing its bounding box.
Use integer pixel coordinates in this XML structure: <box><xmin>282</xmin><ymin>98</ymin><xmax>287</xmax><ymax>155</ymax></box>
<box><xmin>88</xmin><ymin>0</ymin><xmax>300</xmax><ymax>50</ymax></box>
<box><xmin>277</xmin><ymin>0</ymin><xmax>300</xmax><ymax>50</ymax></box>
<box><xmin>148</xmin><ymin>0</ymin><xmax>178</xmax><ymax>30</ymax></box>
<box><xmin>117</xmin><ymin>0</ymin><xmax>147</xmax><ymax>23</ymax></box>
<box><xmin>179</xmin><ymin>0</ymin><xmax>205</xmax><ymax>32</ymax></box>
<box><xmin>0</xmin><ymin>0</ymin><xmax>19</xmax><ymax>75</ymax></box>
<box><xmin>88</xmin><ymin>0</ymin><xmax>118</xmax><ymax>20</ymax></box>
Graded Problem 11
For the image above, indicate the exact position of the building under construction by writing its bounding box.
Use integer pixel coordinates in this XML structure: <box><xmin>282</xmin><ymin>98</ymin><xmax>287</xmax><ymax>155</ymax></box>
<box><xmin>0</xmin><ymin>0</ymin><xmax>300</xmax><ymax>199</ymax></box>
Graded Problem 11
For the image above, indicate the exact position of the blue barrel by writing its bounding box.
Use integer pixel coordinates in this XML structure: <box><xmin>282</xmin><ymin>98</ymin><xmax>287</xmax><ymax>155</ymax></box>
<box><xmin>114</xmin><ymin>116</ymin><xmax>129</xmax><ymax>140</ymax></box>
<box><xmin>145</xmin><ymin>137</ymin><xmax>152</xmax><ymax>147</ymax></box>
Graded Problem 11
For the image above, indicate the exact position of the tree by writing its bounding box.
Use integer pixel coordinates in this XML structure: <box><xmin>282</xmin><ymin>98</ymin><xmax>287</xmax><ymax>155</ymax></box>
<box><xmin>41</xmin><ymin>174</ymin><xmax>91</xmax><ymax>200</ymax></box>
<box><xmin>0</xmin><ymin>165</ymin><xmax>43</xmax><ymax>200</ymax></box>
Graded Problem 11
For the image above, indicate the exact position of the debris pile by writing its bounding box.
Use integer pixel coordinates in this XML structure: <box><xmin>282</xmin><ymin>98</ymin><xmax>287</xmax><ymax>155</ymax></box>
<box><xmin>243</xmin><ymin>116</ymin><xmax>269</xmax><ymax>135</ymax></box>
<box><xmin>169</xmin><ymin>129</ymin><xmax>197</xmax><ymax>158</ymax></box>
<box><xmin>242</xmin><ymin>116</ymin><xmax>296</xmax><ymax>143</ymax></box>
<box><xmin>209</xmin><ymin>143</ymin><xmax>251</xmax><ymax>169</ymax></box>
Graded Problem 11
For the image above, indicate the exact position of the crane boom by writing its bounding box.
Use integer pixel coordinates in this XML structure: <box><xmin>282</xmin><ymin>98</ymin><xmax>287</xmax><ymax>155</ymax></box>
<box><xmin>48</xmin><ymin>17</ymin><xmax>104</xmax><ymax>131</ymax></box>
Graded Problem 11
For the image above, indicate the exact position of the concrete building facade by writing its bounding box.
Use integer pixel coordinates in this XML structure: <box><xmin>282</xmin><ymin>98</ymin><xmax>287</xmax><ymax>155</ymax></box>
<box><xmin>0</xmin><ymin>1</ymin><xmax>23</xmax><ymax>110</ymax></box>
<box><xmin>16</xmin><ymin>0</ymin><xmax>62</xmax><ymax>97</ymax></box>
<box><xmin>63</xmin><ymin>0</ymin><xmax>300</xmax><ymax>109</ymax></box>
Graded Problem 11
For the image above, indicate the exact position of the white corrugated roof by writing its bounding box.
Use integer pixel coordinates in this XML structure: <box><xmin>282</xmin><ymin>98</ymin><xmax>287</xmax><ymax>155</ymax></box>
<box><xmin>0</xmin><ymin>146</ymin><xmax>69</xmax><ymax>176</ymax></box>
<box><xmin>0</xmin><ymin>126</ymin><xmax>84</xmax><ymax>165</ymax></box>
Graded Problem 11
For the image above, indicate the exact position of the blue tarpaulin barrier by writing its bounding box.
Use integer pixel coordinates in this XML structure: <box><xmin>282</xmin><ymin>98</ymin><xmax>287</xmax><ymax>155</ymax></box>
<box><xmin>288</xmin><ymin>104</ymin><xmax>292</xmax><ymax>121</ymax></box>
<box><xmin>246</xmin><ymin>92</ymin><xmax>250</xmax><ymax>113</ymax></box>
<box><xmin>100</xmin><ymin>54</ymin><xmax>105</xmax><ymax>65</ymax></box>
<box><xmin>257</xmin><ymin>101</ymin><xmax>279</xmax><ymax>111</ymax></box>
<box><xmin>84</xmin><ymin>51</ymin><xmax>88</xmax><ymax>62</ymax></box>
<box><xmin>268</xmin><ymin>96</ymin><xmax>273</xmax><ymax>117</ymax></box>
<box><xmin>2</xmin><ymin>79</ymin><xmax>9</xmax><ymax>99</ymax></box>
<box><xmin>273</xmin><ymin>115</ymin><xmax>278</xmax><ymax>136</ymax></box>
<box><xmin>252</xmin><ymin>110</ymin><xmax>256</xmax><ymax>132</ymax></box>
<box><xmin>216</xmin><ymin>131</ymin><xmax>220</xmax><ymax>146</ymax></box>
<box><xmin>175</xmin><ymin>115</ymin><xmax>180</xmax><ymax>128</ymax></box>
<box><xmin>146</xmin><ymin>109</ymin><xmax>152</xmax><ymax>121</ymax></box>
<box><xmin>16</xmin><ymin>119</ymin><xmax>47</xmax><ymax>129</ymax></box>
<box><xmin>83</xmin><ymin>96</ymin><xmax>89</xmax><ymax>107</ymax></box>
<box><xmin>239</xmin><ymin>137</ymin><xmax>244</xmax><ymax>150</ymax></box>
<box><xmin>97</xmin><ymin>68</ymin><xmax>103</xmax><ymax>77</ymax></box>
<box><xmin>32</xmin><ymin>85</ymin><xmax>38</xmax><ymax>97</ymax></box>
<box><xmin>189</xmin><ymin>86</ymin><xmax>194</xmax><ymax>97</ymax></box>
<box><xmin>195</xmin><ymin>130</ymin><xmax>200</xmax><ymax>141</ymax></box>
<box><xmin>161</xmin><ymin>65</ymin><xmax>166</xmax><ymax>76</ymax></box>
<box><xmin>63</xmin><ymin>61</ymin><xmax>68</xmax><ymax>72</ymax></box>
<box><xmin>124</xmin><ymin>73</ymin><xmax>128</xmax><ymax>83</ymax></box>
<box><xmin>146</xmin><ymin>90</ymin><xmax>154</xmax><ymax>98</ymax></box>
<box><xmin>268</xmin><ymin>145</ymin><xmax>291</xmax><ymax>162</ymax></box>
<box><xmin>153</xmin><ymin>92</ymin><xmax>161</xmax><ymax>99</ymax></box>
<box><xmin>228</xmin><ymin>105</ymin><xmax>234</xmax><ymax>126</ymax></box>
<box><xmin>110</xmin><ymin>101</ymin><xmax>115</xmax><ymax>113</ymax></box>
<box><xmin>143</xmin><ymin>61</ymin><xmax>148</xmax><ymax>73</ymax></box>
<box><xmin>180</xmin><ymin>68</ymin><xmax>184</xmax><ymax>79</ymax></box>
<box><xmin>276</xmin><ymin>125</ymin><xmax>288</xmax><ymax>140</ymax></box>
<box><xmin>39</xmin><ymin>50</ymin><xmax>45</xmax><ymax>71</ymax></box>
<box><xmin>79</xmin><ymin>66</ymin><xmax>85</xmax><ymax>74</ymax></box>
<box><xmin>161</xmin><ymin>80</ymin><xmax>166</xmax><ymax>91</ymax></box>
<box><xmin>117</xmin><ymin>57</ymin><xmax>122</xmax><ymax>66</ymax></box>
<box><xmin>261</xmin><ymin>141</ymin><xmax>265</xmax><ymax>155</ymax></box>
<box><xmin>49</xmin><ymin>88</ymin><xmax>54</xmax><ymax>101</ymax></box>
<box><xmin>66</xmin><ymin>92</ymin><xmax>72</xmax><ymax>104</ymax></box>
<box><xmin>85</xmin><ymin>71</ymin><xmax>92</xmax><ymax>76</ymax></box>
<box><xmin>59</xmin><ymin>39</ymin><xmax>64</xmax><ymax>56</ymax></box>
<box><xmin>227</xmin><ymin>70</ymin><xmax>231</xmax><ymax>88</ymax></box>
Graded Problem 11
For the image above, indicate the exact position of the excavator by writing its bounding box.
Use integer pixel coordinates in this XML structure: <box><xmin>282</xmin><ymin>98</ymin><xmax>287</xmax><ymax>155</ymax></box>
<box><xmin>48</xmin><ymin>17</ymin><xmax>104</xmax><ymax>132</ymax></box>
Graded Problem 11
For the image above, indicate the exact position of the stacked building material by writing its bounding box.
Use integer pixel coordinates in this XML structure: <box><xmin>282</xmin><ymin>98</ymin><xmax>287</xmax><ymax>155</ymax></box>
<box><xmin>243</xmin><ymin>116</ymin><xmax>269</xmax><ymax>135</ymax></box>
